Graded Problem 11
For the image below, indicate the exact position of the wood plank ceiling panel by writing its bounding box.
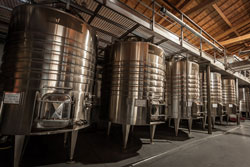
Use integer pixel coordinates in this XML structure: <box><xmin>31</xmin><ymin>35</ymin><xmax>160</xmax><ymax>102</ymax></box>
<box><xmin>122</xmin><ymin>0</ymin><xmax>250</xmax><ymax>57</ymax></box>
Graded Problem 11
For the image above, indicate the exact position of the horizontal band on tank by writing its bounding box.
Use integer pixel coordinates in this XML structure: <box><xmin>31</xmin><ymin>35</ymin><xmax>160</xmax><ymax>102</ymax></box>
<box><xmin>112</xmin><ymin>65</ymin><xmax>166</xmax><ymax>73</ymax></box>
<box><xmin>110</xmin><ymin>92</ymin><xmax>165</xmax><ymax>95</ymax></box>
<box><xmin>4</xmin><ymin>42</ymin><xmax>95</xmax><ymax>60</ymax></box>
<box><xmin>111</xmin><ymin>76</ymin><xmax>165</xmax><ymax>81</ymax></box>
<box><xmin>4</xmin><ymin>49</ymin><xmax>96</xmax><ymax>64</ymax></box>
<box><xmin>111</xmin><ymin>80</ymin><xmax>165</xmax><ymax>85</ymax></box>
<box><xmin>3</xmin><ymin>77</ymin><xmax>94</xmax><ymax>84</ymax></box>
<box><xmin>2</xmin><ymin>69</ymin><xmax>95</xmax><ymax>78</ymax></box>
<box><xmin>110</xmin><ymin>88</ymin><xmax>165</xmax><ymax>91</ymax></box>
<box><xmin>110</xmin><ymin>89</ymin><xmax>165</xmax><ymax>93</ymax></box>
<box><xmin>6</xmin><ymin>25</ymin><xmax>94</xmax><ymax>47</ymax></box>
<box><xmin>111</xmin><ymin>72</ymin><xmax>165</xmax><ymax>78</ymax></box>
<box><xmin>6</xmin><ymin>35</ymin><xmax>95</xmax><ymax>55</ymax></box>
<box><xmin>3</xmin><ymin>60</ymin><xmax>95</xmax><ymax>72</ymax></box>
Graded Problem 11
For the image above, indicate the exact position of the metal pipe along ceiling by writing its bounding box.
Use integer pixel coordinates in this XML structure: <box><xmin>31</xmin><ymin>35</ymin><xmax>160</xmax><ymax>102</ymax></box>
<box><xmin>163</xmin><ymin>9</ymin><xmax>224</xmax><ymax>53</ymax></box>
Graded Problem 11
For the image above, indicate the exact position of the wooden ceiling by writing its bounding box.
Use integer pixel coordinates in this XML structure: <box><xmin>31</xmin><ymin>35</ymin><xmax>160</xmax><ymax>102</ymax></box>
<box><xmin>120</xmin><ymin>0</ymin><xmax>250</xmax><ymax>59</ymax></box>
<box><xmin>0</xmin><ymin>0</ymin><xmax>249</xmax><ymax>58</ymax></box>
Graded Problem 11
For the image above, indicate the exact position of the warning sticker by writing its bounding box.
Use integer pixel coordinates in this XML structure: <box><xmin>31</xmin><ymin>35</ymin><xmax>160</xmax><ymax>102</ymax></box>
<box><xmin>4</xmin><ymin>92</ymin><xmax>21</xmax><ymax>104</ymax></box>
<box><xmin>135</xmin><ymin>99</ymin><xmax>147</xmax><ymax>107</ymax></box>
<box><xmin>229</xmin><ymin>104</ymin><xmax>233</xmax><ymax>108</ymax></box>
<box><xmin>212</xmin><ymin>104</ymin><xmax>218</xmax><ymax>108</ymax></box>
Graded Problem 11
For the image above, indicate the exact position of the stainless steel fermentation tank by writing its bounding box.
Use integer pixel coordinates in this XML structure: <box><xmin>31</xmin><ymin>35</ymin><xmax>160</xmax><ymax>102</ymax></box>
<box><xmin>200</xmin><ymin>72</ymin><xmax>223</xmax><ymax>126</ymax></box>
<box><xmin>106</xmin><ymin>41</ymin><xmax>167</xmax><ymax>149</ymax></box>
<box><xmin>0</xmin><ymin>5</ymin><xmax>96</xmax><ymax>166</ymax></box>
<box><xmin>169</xmin><ymin>59</ymin><xmax>200</xmax><ymax>136</ymax></box>
<box><xmin>239</xmin><ymin>87</ymin><xmax>249</xmax><ymax>117</ymax></box>
<box><xmin>222</xmin><ymin>79</ymin><xmax>237</xmax><ymax>116</ymax></box>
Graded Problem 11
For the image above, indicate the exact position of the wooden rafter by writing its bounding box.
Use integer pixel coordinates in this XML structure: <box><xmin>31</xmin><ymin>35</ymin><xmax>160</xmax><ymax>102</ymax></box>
<box><xmin>185</xmin><ymin>0</ymin><xmax>217</xmax><ymax>15</ymax></box>
<box><xmin>176</xmin><ymin>0</ymin><xmax>185</xmax><ymax>8</ymax></box>
<box><xmin>134</xmin><ymin>0</ymin><xmax>142</xmax><ymax>10</ymax></box>
<box><xmin>215</xmin><ymin>19</ymin><xmax>250</xmax><ymax>41</ymax></box>
<box><xmin>219</xmin><ymin>33</ymin><xmax>250</xmax><ymax>46</ymax></box>
<box><xmin>142</xmin><ymin>1</ymin><xmax>154</xmax><ymax>14</ymax></box>
<box><xmin>212</xmin><ymin>4</ymin><xmax>232</xmax><ymax>27</ymax></box>
<box><xmin>212</xmin><ymin>4</ymin><xmax>248</xmax><ymax>48</ymax></box>
<box><xmin>203</xmin><ymin>34</ymin><xmax>250</xmax><ymax>51</ymax></box>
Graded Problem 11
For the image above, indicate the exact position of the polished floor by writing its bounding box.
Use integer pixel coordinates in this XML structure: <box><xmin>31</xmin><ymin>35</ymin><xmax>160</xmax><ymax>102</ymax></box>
<box><xmin>1</xmin><ymin>119</ymin><xmax>250</xmax><ymax>167</ymax></box>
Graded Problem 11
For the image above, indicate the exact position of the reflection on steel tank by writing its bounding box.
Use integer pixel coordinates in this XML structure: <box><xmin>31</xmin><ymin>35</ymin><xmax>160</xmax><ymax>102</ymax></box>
<box><xmin>0</xmin><ymin>4</ymin><xmax>97</xmax><ymax>166</ymax></box>
<box><xmin>105</xmin><ymin>39</ymin><xmax>167</xmax><ymax>149</ymax></box>
<box><xmin>200</xmin><ymin>72</ymin><xmax>223</xmax><ymax>116</ymax></box>
<box><xmin>239</xmin><ymin>87</ymin><xmax>250</xmax><ymax>116</ymax></box>
<box><xmin>171</xmin><ymin>59</ymin><xmax>200</xmax><ymax>136</ymax></box>
<box><xmin>200</xmin><ymin>72</ymin><xmax>223</xmax><ymax>126</ymax></box>
<box><xmin>222</xmin><ymin>79</ymin><xmax>237</xmax><ymax>115</ymax></box>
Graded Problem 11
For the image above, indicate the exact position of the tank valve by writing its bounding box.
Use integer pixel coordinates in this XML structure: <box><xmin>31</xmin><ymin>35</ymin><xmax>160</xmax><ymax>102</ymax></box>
<box><xmin>75</xmin><ymin>120</ymin><xmax>88</xmax><ymax>126</ymax></box>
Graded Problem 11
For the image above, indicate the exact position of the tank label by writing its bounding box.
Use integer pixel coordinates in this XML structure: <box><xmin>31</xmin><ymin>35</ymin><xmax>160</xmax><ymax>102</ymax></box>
<box><xmin>212</xmin><ymin>104</ymin><xmax>218</xmax><ymax>108</ymax></box>
<box><xmin>188</xmin><ymin>102</ymin><xmax>192</xmax><ymax>107</ymax></box>
<box><xmin>135</xmin><ymin>99</ymin><xmax>147</xmax><ymax>107</ymax></box>
<box><xmin>3</xmin><ymin>93</ymin><xmax>21</xmax><ymax>104</ymax></box>
<box><xmin>229</xmin><ymin>104</ymin><xmax>233</xmax><ymax>108</ymax></box>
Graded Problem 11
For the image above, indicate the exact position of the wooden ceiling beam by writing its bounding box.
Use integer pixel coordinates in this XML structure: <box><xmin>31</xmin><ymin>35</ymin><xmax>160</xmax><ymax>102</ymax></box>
<box><xmin>203</xmin><ymin>34</ymin><xmax>250</xmax><ymax>51</ymax></box>
<box><xmin>142</xmin><ymin>1</ymin><xmax>154</xmax><ymax>14</ymax></box>
<box><xmin>185</xmin><ymin>0</ymin><xmax>217</xmax><ymax>15</ymax></box>
<box><xmin>215</xmin><ymin>19</ymin><xmax>250</xmax><ymax>40</ymax></box>
<box><xmin>134</xmin><ymin>0</ymin><xmax>142</xmax><ymax>10</ymax></box>
<box><xmin>176</xmin><ymin>0</ymin><xmax>185</xmax><ymax>9</ymax></box>
<box><xmin>212</xmin><ymin>4</ymin><xmax>232</xmax><ymax>27</ymax></box>
<box><xmin>220</xmin><ymin>33</ymin><xmax>250</xmax><ymax>46</ymax></box>
<box><xmin>212</xmin><ymin>4</ymin><xmax>248</xmax><ymax>48</ymax></box>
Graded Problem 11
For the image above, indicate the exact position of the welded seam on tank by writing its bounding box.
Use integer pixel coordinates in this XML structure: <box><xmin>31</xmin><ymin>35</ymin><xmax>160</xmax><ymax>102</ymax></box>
<box><xmin>124</xmin><ymin>125</ymin><xmax>241</xmax><ymax>167</ymax></box>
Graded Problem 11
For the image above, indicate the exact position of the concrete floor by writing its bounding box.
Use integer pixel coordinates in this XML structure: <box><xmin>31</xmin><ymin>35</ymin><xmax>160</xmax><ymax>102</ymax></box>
<box><xmin>1</xmin><ymin>120</ymin><xmax>250</xmax><ymax>167</ymax></box>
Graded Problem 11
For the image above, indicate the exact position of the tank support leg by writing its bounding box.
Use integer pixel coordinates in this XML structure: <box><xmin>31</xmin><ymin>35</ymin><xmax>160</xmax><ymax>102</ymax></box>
<box><xmin>107</xmin><ymin>121</ymin><xmax>112</xmax><ymax>136</ymax></box>
<box><xmin>168</xmin><ymin>118</ymin><xmax>171</xmax><ymax>127</ymax></box>
<box><xmin>150</xmin><ymin>124</ymin><xmax>156</xmax><ymax>144</ymax></box>
<box><xmin>64</xmin><ymin>132</ymin><xmax>69</xmax><ymax>146</ymax></box>
<box><xmin>14</xmin><ymin>135</ymin><xmax>26</xmax><ymax>167</ymax></box>
<box><xmin>202</xmin><ymin>115</ymin><xmax>207</xmax><ymax>130</ymax></box>
<box><xmin>237</xmin><ymin>113</ymin><xmax>240</xmax><ymax>125</ymax></box>
<box><xmin>188</xmin><ymin>118</ymin><xmax>192</xmax><ymax>134</ymax></box>
<box><xmin>122</xmin><ymin>124</ymin><xmax>130</xmax><ymax>149</ymax></box>
<box><xmin>174</xmin><ymin>118</ymin><xmax>180</xmax><ymax>136</ymax></box>
<box><xmin>220</xmin><ymin>116</ymin><xmax>223</xmax><ymax>125</ymax></box>
<box><xmin>131</xmin><ymin>125</ymin><xmax>134</xmax><ymax>134</ymax></box>
<box><xmin>226</xmin><ymin>115</ymin><xmax>229</xmax><ymax>124</ymax></box>
<box><xmin>69</xmin><ymin>130</ymin><xmax>78</xmax><ymax>162</ymax></box>
<box><xmin>212</xmin><ymin>117</ymin><xmax>215</xmax><ymax>129</ymax></box>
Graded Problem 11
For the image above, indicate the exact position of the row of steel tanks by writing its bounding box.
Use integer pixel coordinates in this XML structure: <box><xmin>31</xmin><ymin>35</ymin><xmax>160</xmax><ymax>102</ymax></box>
<box><xmin>102</xmin><ymin>38</ymin><xmax>207</xmax><ymax>147</ymax></box>
<box><xmin>101</xmin><ymin>39</ymin><xmax>241</xmax><ymax>148</ymax></box>
<box><xmin>0</xmin><ymin>5</ymin><xmax>96</xmax><ymax>166</ymax></box>
<box><xmin>0</xmin><ymin>4</ymin><xmax>243</xmax><ymax>166</ymax></box>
